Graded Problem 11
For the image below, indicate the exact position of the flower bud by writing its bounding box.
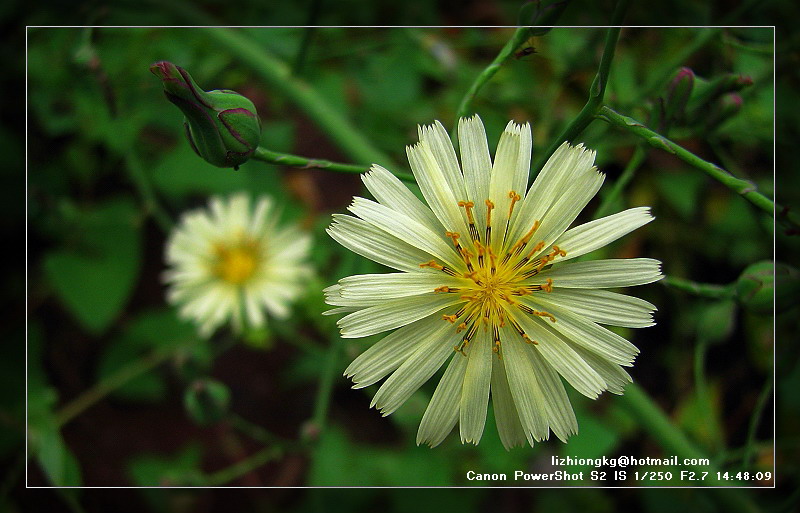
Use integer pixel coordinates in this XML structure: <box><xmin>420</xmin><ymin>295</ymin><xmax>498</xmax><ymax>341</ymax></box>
<box><xmin>150</xmin><ymin>61</ymin><xmax>261</xmax><ymax>169</ymax></box>
<box><xmin>184</xmin><ymin>378</ymin><xmax>230</xmax><ymax>425</ymax></box>
<box><xmin>735</xmin><ymin>261</ymin><xmax>800</xmax><ymax>314</ymax></box>
<box><xmin>662</xmin><ymin>67</ymin><xmax>694</xmax><ymax>131</ymax></box>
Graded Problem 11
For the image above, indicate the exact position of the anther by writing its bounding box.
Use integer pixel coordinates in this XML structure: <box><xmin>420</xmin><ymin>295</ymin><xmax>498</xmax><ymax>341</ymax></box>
<box><xmin>541</xmin><ymin>278</ymin><xmax>553</xmax><ymax>293</ymax></box>
<box><xmin>434</xmin><ymin>286</ymin><xmax>451</xmax><ymax>293</ymax></box>
<box><xmin>442</xmin><ymin>314</ymin><xmax>458</xmax><ymax>323</ymax></box>
<box><xmin>485</xmin><ymin>199</ymin><xmax>495</xmax><ymax>246</ymax></box>
<box><xmin>507</xmin><ymin>190</ymin><xmax>521</xmax><ymax>219</ymax></box>
<box><xmin>420</xmin><ymin>260</ymin><xmax>443</xmax><ymax>270</ymax></box>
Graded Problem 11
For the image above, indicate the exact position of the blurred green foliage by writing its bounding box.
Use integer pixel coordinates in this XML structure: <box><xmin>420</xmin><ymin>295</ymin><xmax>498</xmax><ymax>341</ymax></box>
<box><xmin>16</xmin><ymin>17</ymin><xmax>794</xmax><ymax>513</ymax></box>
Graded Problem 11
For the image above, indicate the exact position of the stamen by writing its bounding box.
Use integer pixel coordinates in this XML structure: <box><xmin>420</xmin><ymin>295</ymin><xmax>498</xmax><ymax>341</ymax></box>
<box><xmin>507</xmin><ymin>191</ymin><xmax>521</xmax><ymax>219</ymax></box>
<box><xmin>420</xmin><ymin>260</ymin><xmax>443</xmax><ymax>270</ymax></box>
<box><xmin>506</xmin><ymin>220</ymin><xmax>540</xmax><ymax>262</ymax></box>
<box><xmin>484</xmin><ymin>199</ymin><xmax>494</xmax><ymax>246</ymax></box>
<box><xmin>434</xmin><ymin>286</ymin><xmax>454</xmax><ymax>293</ymax></box>
<box><xmin>458</xmin><ymin>200</ymin><xmax>480</xmax><ymax>242</ymax></box>
<box><xmin>442</xmin><ymin>314</ymin><xmax>458</xmax><ymax>323</ymax></box>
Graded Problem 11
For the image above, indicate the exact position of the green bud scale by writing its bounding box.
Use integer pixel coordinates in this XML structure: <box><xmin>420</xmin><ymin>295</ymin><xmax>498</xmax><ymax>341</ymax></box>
<box><xmin>150</xmin><ymin>61</ymin><xmax>261</xmax><ymax>169</ymax></box>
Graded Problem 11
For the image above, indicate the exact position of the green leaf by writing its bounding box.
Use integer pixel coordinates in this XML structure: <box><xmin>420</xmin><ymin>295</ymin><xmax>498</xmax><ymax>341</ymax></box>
<box><xmin>27</xmin><ymin>323</ymin><xmax>83</xmax><ymax>486</ymax></box>
<box><xmin>42</xmin><ymin>198</ymin><xmax>141</xmax><ymax>335</ymax></box>
<box><xmin>128</xmin><ymin>444</ymin><xmax>204</xmax><ymax>486</ymax></box>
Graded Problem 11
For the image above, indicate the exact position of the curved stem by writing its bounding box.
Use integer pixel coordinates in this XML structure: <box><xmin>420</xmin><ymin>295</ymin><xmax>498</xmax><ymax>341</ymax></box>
<box><xmin>593</xmin><ymin>144</ymin><xmax>647</xmax><ymax>219</ymax></box>
<box><xmin>202</xmin><ymin>446</ymin><xmax>282</xmax><ymax>486</ymax></box>
<box><xmin>54</xmin><ymin>346</ymin><xmax>179</xmax><ymax>428</ymax></box>
<box><xmin>742</xmin><ymin>371</ymin><xmax>773</xmax><ymax>470</ymax></box>
<box><xmin>595</xmin><ymin>105</ymin><xmax>796</xmax><ymax>229</ymax></box>
<box><xmin>621</xmin><ymin>384</ymin><xmax>761</xmax><ymax>512</ymax></box>
<box><xmin>454</xmin><ymin>27</ymin><xmax>530</xmax><ymax>124</ymax></box>
<box><xmin>201</xmin><ymin>26</ymin><xmax>394</xmax><ymax>169</ymax></box>
<box><xmin>661</xmin><ymin>275</ymin><xmax>737</xmax><ymax>299</ymax></box>
<box><xmin>252</xmin><ymin>147</ymin><xmax>415</xmax><ymax>184</ymax></box>
<box><xmin>531</xmin><ymin>0</ymin><xmax>628</xmax><ymax>174</ymax></box>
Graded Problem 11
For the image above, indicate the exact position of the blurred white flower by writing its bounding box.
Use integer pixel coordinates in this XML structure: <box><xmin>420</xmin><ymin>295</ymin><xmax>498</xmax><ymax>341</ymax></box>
<box><xmin>165</xmin><ymin>194</ymin><xmax>311</xmax><ymax>337</ymax></box>
<box><xmin>326</xmin><ymin>115</ymin><xmax>662</xmax><ymax>449</ymax></box>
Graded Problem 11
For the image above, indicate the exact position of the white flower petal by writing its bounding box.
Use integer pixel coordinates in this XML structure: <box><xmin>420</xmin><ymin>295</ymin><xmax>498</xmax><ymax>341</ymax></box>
<box><xmin>526</xmin><ymin>345</ymin><xmax>578</xmax><ymax>442</ymax></box>
<box><xmin>488</xmin><ymin>123</ymin><xmax>521</xmax><ymax>249</ymax></box>
<box><xmin>418</xmin><ymin>120</ymin><xmax>466</xmax><ymax>200</ymax></box>
<box><xmin>458</xmin><ymin>115</ymin><xmax>492</xmax><ymax>233</ymax></box>
<box><xmin>502</xmin><ymin>330</ymin><xmax>549</xmax><ymax>444</ymax></box>
<box><xmin>531</xmin><ymin>167</ymin><xmax>604</xmax><ymax>256</ymax></box>
<box><xmin>536</xmin><ymin>258</ymin><xmax>664</xmax><ymax>288</ymax></box>
<box><xmin>533</xmin><ymin>288</ymin><xmax>656</xmax><ymax>328</ymax></box>
<box><xmin>371</xmin><ymin>321</ymin><xmax>456</xmax><ymax>415</ymax></box>
<box><xmin>459</xmin><ymin>331</ymin><xmax>492</xmax><ymax>444</ymax></box>
<box><xmin>337</xmin><ymin>294</ymin><xmax>463</xmax><ymax>338</ymax></box>
<box><xmin>507</xmin><ymin>142</ymin><xmax>595</xmax><ymax>246</ymax></box>
<box><xmin>518</xmin><ymin>298</ymin><xmax>639</xmax><ymax>366</ymax></box>
<box><xmin>555</xmin><ymin>207</ymin><xmax>655</xmax><ymax>261</ymax></box>
<box><xmin>331</xmin><ymin>272</ymin><xmax>463</xmax><ymax>305</ymax></box>
<box><xmin>512</xmin><ymin>309</ymin><xmax>607</xmax><ymax>399</ymax></box>
<box><xmin>568</xmin><ymin>343</ymin><xmax>633</xmax><ymax>395</ymax></box>
<box><xmin>345</xmin><ymin>314</ymin><xmax>447</xmax><ymax>389</ymax></box>
<box><xmin>327</xmin><ymin>214</ymin><xmax>438</xmax><ymax>273</ymax></box>
<box><xmin>417</xmin><ymin>352</ymin><xmax>468</xmax><ymax>447</ymax></box>
<box><xmin>361</xmin><ymin>164</ymin><xmax>443</xmax><ymax>235</ymax></box>
<box><xmin>490</xmin><ymin>353</ymin><xmax>527</xmax><ymax>450</ymax></box>
<box><xmin>406</xmin><ymin>142</ymin><xmax>472</xmax><ymax>243</ymax></box>
<box><xmin>348</xmin><ymin>197</ymin><xmax>462</xmax><ymax>270</ymax></box>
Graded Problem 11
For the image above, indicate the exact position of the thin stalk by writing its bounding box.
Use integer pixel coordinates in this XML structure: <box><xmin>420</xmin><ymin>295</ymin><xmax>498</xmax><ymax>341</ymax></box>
<box><xmin>454</xmin><ymin>27</ymin><xmax>530</xmax><ymax>124</ymax></box>
<box><xmin>252</xmin><ymin>147</ymin><xmax>415</xmax><ymax>184</ymax></box>
<box><xmin>125</xmin><ymin>149</ymin><xmax>174</xmax><ymax>232</ymax></box>
<box><xmin>309</xmin><ymin>336</ymin><xmax>343</xmax><ymax>436</ymax></box>
<box><xmin>228</xmin><ymin>413</ymin><xmax>302</xmax><ymax>450</ymax></box>
<box><xmin>202</xmin><ymin>446</ymin><xmax>282</xmax><ymax>486</ymax></box>
<box><xmin>662</xmin><ymin>275</ymin><xmax>736</xmax><ymax>299</ymax></box>
<box><xmin>595</xmin><ymin>105</ymin><xmax>797</xmax><ymax>229</ymax></box>
<box><xmin>201</xmin><ymin>27</ymin><xmax>394</xmax><ymax>169</ymax></box>
<box><xmin>620</xmin><ymin>384</ymin><xmax>761</xmax><ymax>512</ymax></box>
<box><xmin>593</xmin><ymin>144</ymin><xmax>647</xmax><ymax>219</ymax></box>
<box><xmin>742</xmin><ymin>372</ymin><xmax>773</xmax><ymax>470</ymax></box>
<box><xmin>531</xmin><ymin>0</ymin><xmax>628</xmax><ymax>174</ymax></box>
<box><xmin>142</xmin><ymin>0</ymin><xmax>394</xmax><ymax>168</ymax></box>
<box><xmin>54</xmin><ymin>346</ymin><xmax>180</xmax><ymax>428</ymax></box>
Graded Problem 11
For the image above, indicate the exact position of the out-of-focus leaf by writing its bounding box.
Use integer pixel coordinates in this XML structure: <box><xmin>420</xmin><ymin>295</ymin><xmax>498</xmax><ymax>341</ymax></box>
<box><xmin>696</xmin><ymin>299</ymin><xmax>737</xmax><ymax>344</ymax></box>
<box><xmin>128</xmin><ymin>444</ymin><xmax>204</xmax><ymax>486</ymax></box>
<box><xmin>655</xmin><ymin>170</ymin><xmax>706</xmax><ymax>220</ymax></box>
<box><xmin>42</xmin><ymin>198</ymin><xmax>141</xmax><ymax>335</ymax></box>
<box><xmin>675</xmin><ymin>381</ymin><xmax>725</xmax><ymax>450</ymax></box>
<box><xmin>27</xmin><ymin>323</ymin><xmax>83</xmax><ymax>486</ymax></box>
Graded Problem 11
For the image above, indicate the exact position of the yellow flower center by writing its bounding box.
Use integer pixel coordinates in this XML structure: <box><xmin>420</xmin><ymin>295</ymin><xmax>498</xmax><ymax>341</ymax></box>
<box><xmin>213</xmin><ymin>240</ymin><xmax>260</xmax><ymax>284</ymax></box>
<box><xmin>425</xmin><ymin>192</ymin><xmax>565</xmax><ymax>357</ymax></box>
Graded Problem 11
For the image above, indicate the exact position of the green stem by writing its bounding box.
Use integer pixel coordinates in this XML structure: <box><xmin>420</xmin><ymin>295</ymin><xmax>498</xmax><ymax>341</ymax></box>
<box><xmin>742</xmin><ymin>372</ymin><xmax>773</xmax><ymax>470</ymax></box>
<box><xmin>54</xmin><ymin>346</ymin><xmax>181</xmax><ymax>428</ymax></box>
<box><xmin>202</xmin><ymin>446</ymin><xmax>282</xmax><ymax>486</ymax></box>
<box><xmin>595</xmin><ymin>105</ymin><xmax>797</xmax><ymax>229</ymax></box>
<box><xmin>201</xmin><ymin>27</ymin><xmax>394</xmax><ymax>169</ymax></box>
<box><xmin>124</xmin><ymin>141</ymin><xmax>174</xmax><ymax>233</ymax></box>
<box><xmin>593</xmin><ymin>144</ymin><xmax>647</xmax><ymax>219</ymax></box>
<box><xmin>309</xmin><ymin>336</ymin><xmax>343</xmax><ymax>436</ymax></box>
<box><xmin>661</xmin><ymin>275</ymin><xmax>736</xmax><ymax>299</ymax></box>
<box><xmin>143</xmin><ymin>0</ymin><xmax>395</xmax><ymax>168</ymax></box>
<box><xmin>252</xmin><ymin>147</ymin><xmax>415</xmax><ymax>184</ymax></box>
<box><xmin>228</xmin><ymin>413</ymin><xmax>301</xmax><ymax>450</ymax></box>
<box><xmin>531</xmin><ymin>1</ymin><xmax>627</xmax><ymax>174</ymax></box>
<box><xmin>620</xmin><ymin>384</ymin><xmax>760</xmax><ymax>512</ymax></box>
<box><xmin>454</xmin><ymin>27</ymin><xmax>530</xmax><ymax>123</ymax></box>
